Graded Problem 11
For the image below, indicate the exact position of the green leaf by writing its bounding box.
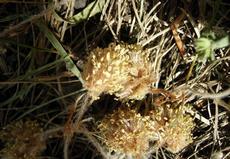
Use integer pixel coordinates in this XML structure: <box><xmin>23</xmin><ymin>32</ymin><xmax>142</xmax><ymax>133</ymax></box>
<box><xmin>36</xmin><ymin>20</ymin><xmax>84</xmax><ymax>84</ymax></box>
<box><xmin>212</xmin><ymin>35</ymin><xmax>230</xmax><ymax>50</ymax></box>
<box><xmin>69</xmin><ymin>0</ymin><xmax>106</xmax><ymax>24</ymax></box>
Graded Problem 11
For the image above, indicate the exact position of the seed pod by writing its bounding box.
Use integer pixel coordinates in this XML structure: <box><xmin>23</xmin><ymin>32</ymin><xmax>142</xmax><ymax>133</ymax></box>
<box><xmin>82</xmin><ymin>43</ymin><xmax>155</xmax><ymax>100</ymax></box>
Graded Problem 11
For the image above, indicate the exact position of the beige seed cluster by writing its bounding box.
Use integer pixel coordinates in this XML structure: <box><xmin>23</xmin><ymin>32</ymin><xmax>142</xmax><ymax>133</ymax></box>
<box><xmin>151</xmin><ymin>106</ymin><xmax>195</xmax><ymax>153</ymax></box>
<box><xmin>98</xmin><ymin>107</ymin><xmax>158</xmax><ymax>158</ymax></box>
<box><xmin>98</xmin><ymin>104</ymin><xmax>194</xmax><ymax>157</ymax></box>
<box><xmin>153</xmin><ymin>106</ymin><xmax>194</xmax><ymax>153</ymax></box>
<box><xmin>83</xmin><ymin>43</ymin><xmax>195</xmax><ymax>156</ymax></box>
<box><xmin>0</xmin><ymin>120</ymin><xmax>46</xmax><ymax>159</ymax></box>
<box><xmin>82</xmin><ymin>43</ymin><xmax>155</xmax><ymax>100</ymax></box>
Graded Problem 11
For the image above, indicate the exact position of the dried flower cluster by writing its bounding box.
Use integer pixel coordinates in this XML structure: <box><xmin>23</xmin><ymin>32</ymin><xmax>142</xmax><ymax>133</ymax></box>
<box><xmin>0</xmin><ymin>120</ymin><xmax>46</xmax><ymax>159</ymax></box>
<box><xmin>83</xmin><ymin>43</ymin><xmax>195</xmax><ymax>157</ymax></box>
<box><xmin>162</xmin><ymin>108</ymin><xmax>194</xmax><ymax>153</ymax></box>
<box><xmin>98</xmin><ymin>101</ymin><xmax>194</xmax><ymax>157</ymax></box>
<box><xmin>98</xmin><ymin>107</ymin><xmax>158</xmax><ymax>158</ymax></box>
<box><xmin>151</xmin><ymin>105</ymin><xmax>194</xmax><ymax>153</ymax></box>
<box><xmin>82</xmin><ymin>43</ymin><xmax>155</xmax><ymax>100</ymax></box>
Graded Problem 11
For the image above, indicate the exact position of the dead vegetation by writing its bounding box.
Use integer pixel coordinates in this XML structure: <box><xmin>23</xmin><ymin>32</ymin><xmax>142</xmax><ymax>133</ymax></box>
<box><xmin>0</xmin><ymin>0</ymin><xmax>230</xmax><ymax>159</ymax></box>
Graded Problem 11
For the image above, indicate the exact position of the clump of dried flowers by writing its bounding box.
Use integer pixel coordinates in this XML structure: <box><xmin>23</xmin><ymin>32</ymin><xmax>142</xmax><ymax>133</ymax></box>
<box><xmin>98</xmin><ymin>106</ymin><xmax>159</xmax><ymax>158</ymax></box>
<box><xmin>97</xmin><ymin>96</ymin><xmax>195</xmax><ymax>157</ymax></box>
<box><xmin>150</xmin><ymin>104</ymin><xmax>194</xmax><ymax>153</ymax></box>
<box><xmin>0</xmin><ymin>120</ymin><xmax>46</xmax><ymax>159</ymax></box>
<box><xmin>162</xmin><ymin>106</ymin><xmax>194</xmax><ymax>153</ymax></box>
<box><xmin>82</xmin><ymin>43</ymin><xmax>195</xmax><ymax>157</ymax></box>
<box><xmin>82</xmin><ymin>43</ymin><xmax>155</xmax><ymax>100</ymax></box>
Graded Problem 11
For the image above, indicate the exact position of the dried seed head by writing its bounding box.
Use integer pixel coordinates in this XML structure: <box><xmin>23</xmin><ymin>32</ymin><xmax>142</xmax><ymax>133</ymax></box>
<box><xmin>97</xmin><ymin>95</ymin><xmax>194</xmax><ymax>157</ymax></box>
<box><xmin>154</xmin><ymin>105</ymin><xmax>194</xmax><ymax>153</ymax></box>
<box><xmin>98</xmin><ymin>107</ymin><xmax>158</xmax><ymax>158</ymax></box>
<box><xmin>82</xmin><ymin>43</ymin><xmax>155</xmax><ymax>100</ymax></box>
<box><xmin>0</xmin><ymin>120</ymin><xmax>46</xmax><ymax>159</ymax></box>
<box><xmin>163</xmin><ymin>106</ymin><xmax>194</xmax><ymax>153</ymax></box>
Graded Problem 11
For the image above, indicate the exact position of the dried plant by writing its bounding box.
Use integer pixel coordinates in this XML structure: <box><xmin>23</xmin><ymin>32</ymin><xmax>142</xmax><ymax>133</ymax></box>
<box><xmin>0</xmin><ymin>120</ymin><xmax>46</xmax><ymax>159</ymax></box>
<box><xmin>1</xmin><ymin>0</ymin><xmax>229</xmax><ymax>158</ymax></box>
<box><xmin>159</xmin><ymin>106</ymin><xmax>194</xmax><ymax>153</ymax></box>
<box><xmin>82</xmin><ymin>43</ymin><xmax>155</xmax><ymax>101</ymax></box>
<box><xmin>149</xmin><ymin>95</ymin><xmax>195</xmax><ymax>154</ymax></box>
<box><xmin>97</xmin><ymin>100</ymin><xmax>195</xmax><ymax>158</ymax></box>
<box><xmin>98</xmin><ymin>106</ymin><xmax>158</xmax><ymax>159</ymax></box>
